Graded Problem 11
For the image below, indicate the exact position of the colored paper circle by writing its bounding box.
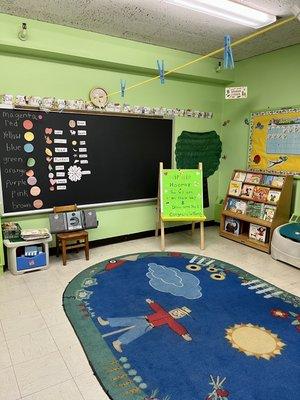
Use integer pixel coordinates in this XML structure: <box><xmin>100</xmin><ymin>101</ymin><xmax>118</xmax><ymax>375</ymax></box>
<box><xmin>38</xmin><ymin>115</ymin><xmax>43</xmax><ymax>120</ymax></box>
<box><xmin>69</xmin><ymin>120</ymin><xmax>76</xmax><ymax>128</ymax></box>
<box><xmin>30</xmin><ymin>186</ymin><xmax>41</xmax><ymax>196</ymax></box>
<box><xmin>26</xmin><ymin>170</ymin><xmax>34</xmax><ymax>177</ymax></box>
<box><xmin>24</xmin><ymin>143</ymin><xmax>34</xmax><ymax>153</ymax></box>
<box><xmin>27</xmin><ymin>158</ymin><xmax>35</xmax><ymax>167</ymax></box>
<box><xmin>23</xmin><ymin>120</ymin><xmax>33</xmax><ymax>130</ymax></box>
<box><xmin>33</xmin><ymin>199</ymin><xmax>43</xmax><ymax>209</ymax></box>
<box><xmin>24</xmin><ymin>132</ymin><xmax>34</xmax><ymax>141</ymax></box>
<box><xmin>27</xmin><ymin>176</ymin><xmax>37</xmax><ymax>186</ymax></box>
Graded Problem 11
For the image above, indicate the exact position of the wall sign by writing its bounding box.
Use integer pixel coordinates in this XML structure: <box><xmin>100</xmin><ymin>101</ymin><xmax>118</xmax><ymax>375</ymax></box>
<box><xmin>225</xmin><ymin>86</ymin><xmax>247</xmax><ymax>100</ymax></box>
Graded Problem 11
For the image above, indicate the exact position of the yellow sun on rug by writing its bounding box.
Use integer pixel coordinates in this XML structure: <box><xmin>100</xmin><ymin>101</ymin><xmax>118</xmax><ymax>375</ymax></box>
<box><xmin>225</xmin><ymin>323</ymin><xmax>285</xmax><ymax>360</ymax></box>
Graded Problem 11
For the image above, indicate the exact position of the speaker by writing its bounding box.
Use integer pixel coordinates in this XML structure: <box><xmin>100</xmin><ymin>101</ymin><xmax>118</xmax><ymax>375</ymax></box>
<box><xmin>81</xmin><ymin>210</ymin><xmax>98</xmax><ymax>229</ymax></box>
<box><xmin>49</xmin><ymin>213</ymin><xmax>67</xmax><ymax>233</ymax></box>
<box><xmin>66</xmin><ymin>211</ymin><xmax>83</xmax><ymax>231</ymax></box>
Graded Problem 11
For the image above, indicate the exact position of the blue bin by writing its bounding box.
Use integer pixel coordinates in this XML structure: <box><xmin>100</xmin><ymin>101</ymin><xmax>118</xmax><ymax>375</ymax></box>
<box><xmin>16</xmin><ymin>252</ymin><xmax>47</xmax><ymax>271</ymax></box>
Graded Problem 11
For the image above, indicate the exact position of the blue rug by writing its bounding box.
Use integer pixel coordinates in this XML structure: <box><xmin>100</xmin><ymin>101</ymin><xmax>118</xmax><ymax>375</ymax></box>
<box><xmin>63</xmin><ymin>252</ymin><xmax>300</xmax><ymax>400</ymax></box>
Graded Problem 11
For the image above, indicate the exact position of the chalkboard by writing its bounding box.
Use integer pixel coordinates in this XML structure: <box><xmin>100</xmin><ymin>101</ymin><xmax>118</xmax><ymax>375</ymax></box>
<box><xmin>0</xmin><ymin>108</ymin><xmax>172</xmax><ymax>215</ymax></box>
<box><xmin>160</xmin><ymin>166</ymin><xmax>204</xmax><ymax>220</ymax></box>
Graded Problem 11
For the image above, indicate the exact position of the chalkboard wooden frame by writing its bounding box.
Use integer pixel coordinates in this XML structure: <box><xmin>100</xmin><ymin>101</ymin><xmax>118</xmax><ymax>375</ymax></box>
<box><xmin>0</xmin><ymin>107</ymin><xmax>174</xmax><ymax>216</ymax></box>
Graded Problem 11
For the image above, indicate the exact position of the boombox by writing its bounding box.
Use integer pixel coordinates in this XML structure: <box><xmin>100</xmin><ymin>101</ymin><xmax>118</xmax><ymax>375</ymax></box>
<box><xmin>49</xmin><ymin>210</ymin><xmax>98</xmax><ymax>233</ymax></box>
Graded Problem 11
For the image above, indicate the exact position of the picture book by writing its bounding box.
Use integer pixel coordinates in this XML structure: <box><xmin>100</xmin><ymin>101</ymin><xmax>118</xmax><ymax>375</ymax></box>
<box><xmin>224</xmin><ymin>217</ymin><xmax>241</xmax><ymax>235</ymax></box>
<box><xmin>246</xmin><ymin>201</ymin><xmax>264</xmax><ymax>219</ymax></box>
<box><xmin>226</xmin><ymin>198</ymin><xmax>247</xmax><ymax>214</ymax></box>
<box><xmin>241</xmin><ymin>184</ymin><xmax>254</xmax><ymax>199</ymax></box>
<box><xmin>262</xmin><ymin>175</ymin><xmax>274</xmax><ymax>186</ymax></box>
<box><xmin>245</xmin><ymin>173</ymin><xmax>263</xmax><ymax>184</ymax></box>
<box><xmin>267</xmin><ymin>190</ymin><xmax>281</xmax><ymax>204</ymax></box>
<box><xmin>271</xmin><ymin>176</ymin><xmax>285</xmax><ymax>188</ymax></box>
<box><xmin>249</xmin><ymin>223</ymin><xmax>267</xmax><ymax>243</ymax></box>
<box><xmin>233</xmin><ymin>171</ymin><xmax>246</xmax><ymax>182</ymax></box>
<box><xmin>252</xmin><ymin>186</ymin><xmax>270</xmax><ymax>202</ymax></box>
<box><xmin>228</xmin><ymin>180</ymin><xmax>242</xmax><ymax>196</ymax></box>
<box><xmin>263</xmin><ymin>205</ymin><xmax>276</xmax><ymax>222</ymax></box>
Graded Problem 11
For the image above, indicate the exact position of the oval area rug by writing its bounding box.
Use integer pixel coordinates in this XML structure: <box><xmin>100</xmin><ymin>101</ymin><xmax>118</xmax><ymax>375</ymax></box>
<box><xmin>63</xmin><ymin>252</ymin><xmax>300</xmax><ymax>400</ymax></box>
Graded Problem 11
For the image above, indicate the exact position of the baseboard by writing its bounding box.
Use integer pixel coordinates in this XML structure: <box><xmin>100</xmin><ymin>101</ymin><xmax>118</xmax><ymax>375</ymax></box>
<box><xmin>49</xmin><ymin>220</ymin><xmax>218</xmax><ymax>255</ymax></box>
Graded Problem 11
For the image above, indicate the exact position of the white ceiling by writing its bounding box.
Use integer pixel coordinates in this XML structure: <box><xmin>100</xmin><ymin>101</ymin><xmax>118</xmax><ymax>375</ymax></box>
<box><xmin>0</xmin><ymin>0</ymin><xmax>299</xmax><ymax>60</ymax></box>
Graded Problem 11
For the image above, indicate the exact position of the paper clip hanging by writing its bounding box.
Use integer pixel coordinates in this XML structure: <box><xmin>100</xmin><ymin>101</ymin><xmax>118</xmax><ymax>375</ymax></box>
<box><xmin>157</xmin><ymin>60</ymin><xmax>165</xmax><ymax>84</ymax></box>
<box><xmin>120</xmin><ymin>79</ymin><xmax>126</xmax><ymax>98</ymax></box>
<box><xmin>223</xmin><ymin>35</ymin><xmax>234</xmax><ymax>69</ymax></box>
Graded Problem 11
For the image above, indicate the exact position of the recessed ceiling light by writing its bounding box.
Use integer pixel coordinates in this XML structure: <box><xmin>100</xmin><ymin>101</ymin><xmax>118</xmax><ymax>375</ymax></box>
<box><xmin>166</xmin><ymin>0</ymin><xmax>277</xmax><ymax>29</ymax></box>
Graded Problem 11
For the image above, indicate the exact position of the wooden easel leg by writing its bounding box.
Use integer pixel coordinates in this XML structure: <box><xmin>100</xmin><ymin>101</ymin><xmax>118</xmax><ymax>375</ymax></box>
<box><xmin>200</xmin><ymin>221</ymin><xmax>205</xmax><ymax>250</ymax></box>
<box><xmin>160</xmin><ymin>219</ymin><xmax>165</xmax><ymax>251</ymax></box>
<box><xmin>191</xmin><ymin>222</ymin><xmax>195</xmax><ymax>236</ymax></box>
<box><xmin>155</xmin><ymin>207</ymin><xmax>160</xmax><ymax>237</ymax></box>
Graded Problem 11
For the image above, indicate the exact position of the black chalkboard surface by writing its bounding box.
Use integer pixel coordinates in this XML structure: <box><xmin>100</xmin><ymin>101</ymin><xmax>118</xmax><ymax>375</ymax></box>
<box><xmin>0</xmin><ymin>108</ymin><xmax>172</xmax><ymax>215</ymax></box>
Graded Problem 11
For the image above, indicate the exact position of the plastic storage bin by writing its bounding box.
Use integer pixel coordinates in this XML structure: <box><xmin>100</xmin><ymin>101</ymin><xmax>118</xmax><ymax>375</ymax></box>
<box><xmin>4</xmin><ymin>235</ymin><xmax>52</xmax><ymax>275</ymax></box>
<box><xmin>17</xmin><ymin>252</ymin><xmax>47</xmax><ymax>271</ymax></box>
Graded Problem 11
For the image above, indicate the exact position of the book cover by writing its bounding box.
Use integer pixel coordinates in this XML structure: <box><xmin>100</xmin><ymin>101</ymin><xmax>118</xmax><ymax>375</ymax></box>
<box><xmin>272</xmin><ymin>176</ymin><xmax>285</xmax><ymax>188</ymax></box>
<box><xmin>245</xmin><ymin>173</ymin><xmax>263</xmax><ymax>184</ymax></box>
<box><xmin>233</xmin><ymin>171</ymin><xmax>246</xmax><ymax>182</ymax></box>
<box><xmin>226</xmin><ymin>198</ymin><xmax>247</xmax><ymax>214</ymax></box>
<box><xmin>252</xmin><ymin>186</ymin><xmax>270</xmax><ymax>202</ymax></box>
<box><xmin>224</xmin><ymin>217</ymin><xmax>240</xmax><ymax>235</ymax></box>
<box><xmin>241</xmin><ymin>184</ymin><xmax>255</xmax><ymax>199</ymax></box>
<box><xmin>246</xmin><ymin>201</ymin><xmax>264</xmax><ymax>219</ymax></box>
<box><xmin>262</xmin><ymin>175</ymin><xmax>274</xmax><ymax>186</ymax></box>
<box><xmin>249</xmin><ymin>223</ymin><xmax>267</xmax><ymax>243</ymax></box>
<box><xmin>263</xmin><ymin>205</ymin><xmax>276</xmax><ymax>222</ymax></box>
<box><xmin>267</xmin><ymin>190</ymin><xmax>281</xmax><ymax>204</ymax></box>
<box><xmin>235</xmin><ymin>200</ymin><xmax>247</xmax><ymax>214</ymax></box>
<box><xmin>228</xmin><ymin>180</ymin><xmax>242</xmax><ymax>196</ymax></box>
<box><xmin>226</xmin><ymin>198</ymin><xmax>238</xmax><ymax>212</ymax></box>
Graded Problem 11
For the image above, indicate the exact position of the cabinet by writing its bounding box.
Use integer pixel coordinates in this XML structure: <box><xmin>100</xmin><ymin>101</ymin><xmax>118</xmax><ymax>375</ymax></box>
<box><xmin>219</xmin><ymin>169</ymin><xmax>293</xmax><ymax>253</ymax></box>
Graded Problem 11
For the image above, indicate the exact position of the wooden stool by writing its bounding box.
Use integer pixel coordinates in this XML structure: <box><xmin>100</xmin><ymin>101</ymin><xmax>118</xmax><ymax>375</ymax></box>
<box><xmin>56</xmin><ymin>230</ymin><xmax>89</xmax><ymax>266</ymax></box>
<box><xmin>53</xmin><ymin>204</ymin><xmax>90</xmax><ymax>266</ymax></box>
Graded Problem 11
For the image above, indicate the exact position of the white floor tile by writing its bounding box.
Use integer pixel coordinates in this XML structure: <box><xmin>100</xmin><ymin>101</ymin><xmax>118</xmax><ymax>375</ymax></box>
<box><xmin>75</xmin><ymin>372</ymin><xmax>108</xmax><ymax>400</ymax></box>
<box><xmin>40</xmin><ymin>306</ymin><xmax>68</xmax><ymax>328</ymax></box>
<box><xmin>20</xmin><ymin>379</ymin><xmax>83</xmax><ymax>400</ymax></box>
<box><xmin>32</xmin><ymin>289</ymin><xmax>64</xmax><ymax>311</ymax></box>
<box><xmin>48</xmin><ymin>322</ymin><xmax>79</xmax><ymax>351</ymax></box>
<box><xmin>7</xmin><ymin>328</ymin><xmax>57</xmax><ymax>365</ymax></box>
<box><xmin>0</xmin><ymin>342</ymin><xmax>12</xmax><ymax>371</ymax></box>
<box><xmin>2</xmin><ymin>313</ymin><xmax>46</xmax><ymax>341</ymax></box>
<box><xmin>60</xmin><ymin>344</ymin><xmax>92</xmax><ymax>377</ymax></box>
<box><xmin>14</xmin><ymin>351</ymin><xmax>71</xmax><ymax>397</ymax></box>
<box><xmin>0</xmin><ymin>366</ymin><xmax>20</xmax><ymax>400</ymax></box>
<box><xmin>0</xmin><ymin>297</ymin><xmax>39</xmax><ymax>320</ymax></box>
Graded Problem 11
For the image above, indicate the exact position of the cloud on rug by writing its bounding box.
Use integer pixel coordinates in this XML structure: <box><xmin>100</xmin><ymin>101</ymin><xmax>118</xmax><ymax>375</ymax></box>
<box><xmin>146</xmin><ymin>263</ymin><xmax>202</xmax><ymax>299</ymax></box>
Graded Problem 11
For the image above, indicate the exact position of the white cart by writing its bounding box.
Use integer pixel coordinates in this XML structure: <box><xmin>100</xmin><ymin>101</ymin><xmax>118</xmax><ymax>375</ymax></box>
<box><xmin>4</xmin><ymin>235</ymin><xmax>52</xmax><ymax>275</ymax></box>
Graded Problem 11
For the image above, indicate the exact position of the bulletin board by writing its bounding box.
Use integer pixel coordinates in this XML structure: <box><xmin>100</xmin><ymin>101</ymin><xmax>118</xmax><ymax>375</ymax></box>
<box><xmin>160</xmin><ymin>168</ymin><xmax>204</xmax><ymax>220</ymax></box>
<box><xmin>248</xmin><ymin>107</ymin><xmax>300</xmax><ymax>175</ymax></box>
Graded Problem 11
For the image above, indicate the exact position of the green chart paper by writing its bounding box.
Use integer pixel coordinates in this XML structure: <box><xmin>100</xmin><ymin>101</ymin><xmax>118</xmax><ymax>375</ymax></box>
<box><xmin>161</xmin><ymin>169</ymin><xmax>204</xmax><ymax>220</ymax></box>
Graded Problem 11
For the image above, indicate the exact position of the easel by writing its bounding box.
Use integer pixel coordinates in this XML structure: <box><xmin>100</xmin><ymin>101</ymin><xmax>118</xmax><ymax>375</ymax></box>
<box><xmin>155</xmin><ymin>162</ymin><xmax>206</xmax><ymax>250</ymax></box>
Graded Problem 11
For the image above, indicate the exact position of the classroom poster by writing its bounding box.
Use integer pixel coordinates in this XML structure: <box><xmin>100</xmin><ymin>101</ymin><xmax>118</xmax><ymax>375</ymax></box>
<box><xmin>248</xmin><ymin>107</ymin><xmax>300</xmax><ymax>175</ymax></box>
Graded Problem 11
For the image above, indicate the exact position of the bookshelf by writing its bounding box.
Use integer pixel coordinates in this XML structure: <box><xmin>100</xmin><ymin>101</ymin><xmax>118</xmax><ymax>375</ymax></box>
<box><xmin>220</xmin><ymin>170</ymin><xmax>293</xmax><ymax>253</ymax></box>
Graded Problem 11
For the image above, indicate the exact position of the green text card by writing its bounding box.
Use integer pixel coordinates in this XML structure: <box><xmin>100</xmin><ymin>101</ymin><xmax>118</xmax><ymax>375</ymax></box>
<box><xmin>161</xmin><ymin>169</ymin><xmax>204</xmax><ymax>219</ymax></box>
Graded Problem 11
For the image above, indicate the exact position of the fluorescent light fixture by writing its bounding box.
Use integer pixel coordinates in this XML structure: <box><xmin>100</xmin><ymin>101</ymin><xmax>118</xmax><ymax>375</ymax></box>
<box><xmin>166</xmin><ymin>0</ymin><xmax>277</xmax><ymax>29</ymax></box>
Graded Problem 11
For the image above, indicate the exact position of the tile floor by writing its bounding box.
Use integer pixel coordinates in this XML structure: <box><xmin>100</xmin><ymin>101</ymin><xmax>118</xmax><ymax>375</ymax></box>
<box><xmin>0</xmin><ymin>226</ymin><xmax>299</xmax><ymax>400</ymax></box>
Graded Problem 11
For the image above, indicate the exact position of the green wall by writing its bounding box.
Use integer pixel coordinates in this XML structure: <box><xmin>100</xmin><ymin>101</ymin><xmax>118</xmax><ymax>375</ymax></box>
<box><xmin>0</xmin><ymin>13</ymin><xmax>231</xmax><ymax>242</ymax></box>
<box><xmin>219</xmin><ymin>44</ymin><xmax>300</xmax><ymax>214</ymax></box>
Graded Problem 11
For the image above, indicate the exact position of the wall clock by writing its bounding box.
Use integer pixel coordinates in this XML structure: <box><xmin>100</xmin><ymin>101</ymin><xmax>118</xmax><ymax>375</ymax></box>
<box><xmin>89</xmin><ymin>87</ymin><xmax>108</xmax><ymax>108</ymax></box>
